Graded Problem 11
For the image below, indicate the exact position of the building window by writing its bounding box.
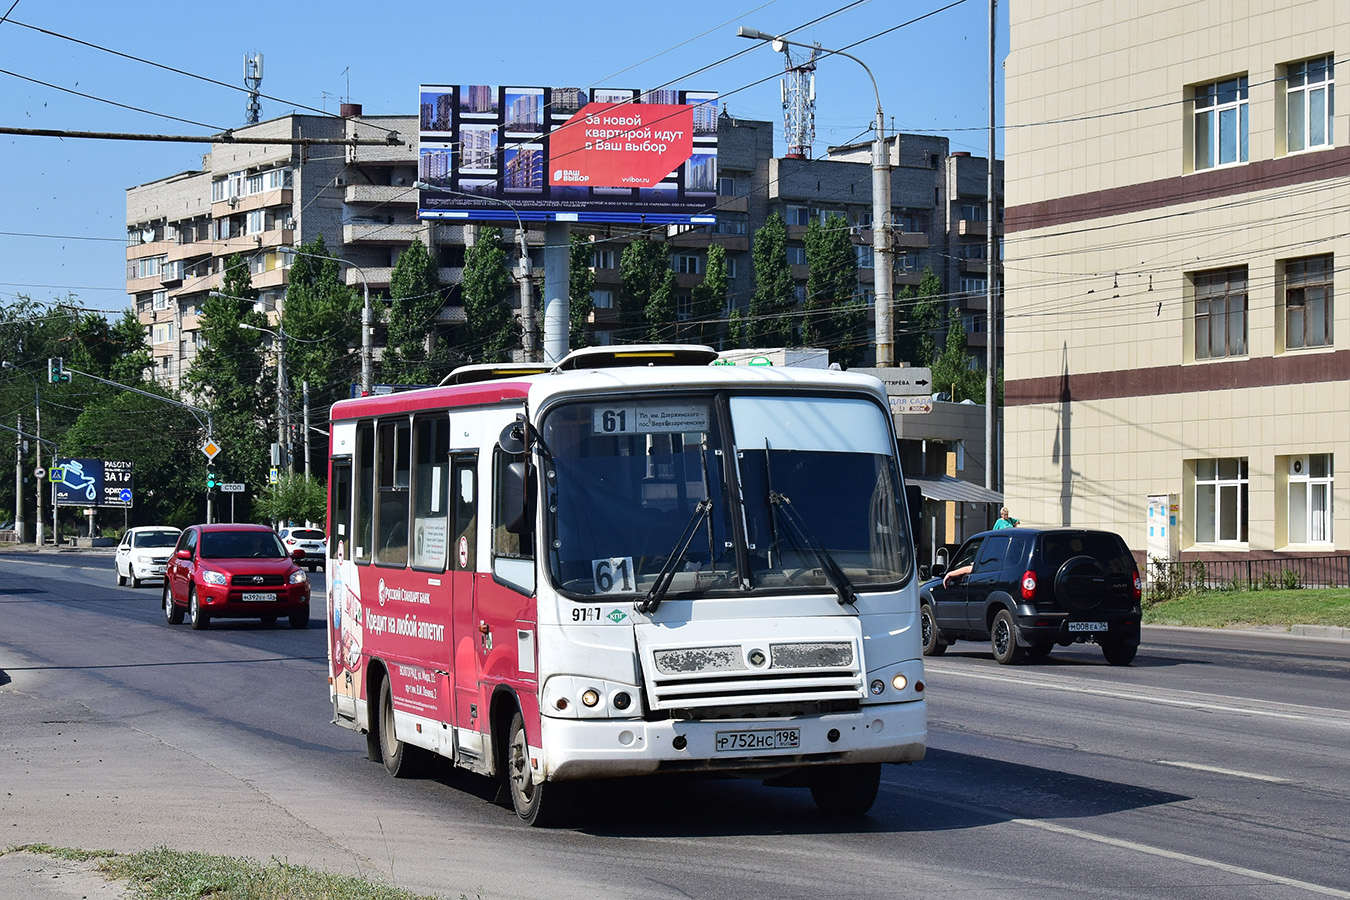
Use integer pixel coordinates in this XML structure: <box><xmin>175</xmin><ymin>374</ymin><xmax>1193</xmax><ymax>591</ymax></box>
<box><xmin>959</xmin><ymin>202</ymin><xmax>985</xmax><ymax>222</ymax></box>
<box><xmin>1288</xmin><ymin>454</ymin><xmax>1333</xmax><ymax>544</ymax></box>
<box><xmin>152</xmin><ymin>290</ymin><xmax>168</xmax><ymax>310</ymax></box>
<box><xmin>1195</xmin><ymin>457</ymin><xmax>1248</xmax><ymax>544</ymax></box>
<box><xmin>1194</xmin><ymin>267</ymin><xmax>1247</xmax><ymax>359</ymax></box>
<box><xmin>246</xmin><ymin>173</ymin><xmax>264</xmax><ymax>194</ymax></box>
<box><xmin>1285</xmin><ymin>255</ymin><xmax>1333</xmax><ymax>349</ymax></box>
<box><xmin>673</xmin><ymin>254</ymin><xmax>702</xmax><ymax>275</ymax></box>
<box><xmin>151</xmin><ymin>322</ymin><xmax>174</xmax><ymax>345</ymax></box>
<box><xmin>674</xmin><ymin>293</ymin><xmax>693</xmax><ymax>320</ymax></box>
<box><xmin>265</xmin><ymin>168</ymin><xmax>288</xmax><ymax>190</ymax></box>
<box><xmin>718</xmin><ymin>176</ymin><xmax>736</xmax><ymax>195</ymax></box>
<box><xmin>136</xmin><ymin>256</ymin><xmax>165</xmax><ymax>279</ymax></box>
<box><xmin>786</xmin><ymin>245</ymin><xmax>807</xmax><ymax>265</ymax></box>
<box><xmin>1285</xmin><ymin>56</ymin><xmax>1334</xmax><ymax>153</ymax></box>
<box><xmin>246</xmin><ymin>209</ymin><xmax>265</xmax><ymax>235</ymax></box>
<box><xmin>855</xmin><ymin>245</ymin><xmax>875</xmax><ymax>268</ymax></box>
<box><xmin>211</xmin><ymin>179</ymin><xmax>226</xmax><ymax>202</ymax></box>
<box><xmin>785</xmin><ymin>205</ymin><xmax>810</xmax><ymax>227</ymax></box>
<box><xmin>896</xmin><ymin>210</ymin><xmax>927</xmax><ymax>233</ymax></box>
<box><xmin>714</xmin><ymin>217</ymin><xmax>747</xmax><ymax>235</ymax></box>
<box><xmin>591</xmin><ymin>249</ymin><xmax>616</xmax><ymax>269</ymax></box>
<box><xmin>590</xmin><ymin>289</ymin><xmax>614</xmax><ymax>309</ymax></box>
<box><xmin>1194</xmin><ymin>76</ymin><xmax>1249</xmax><ymax>170</ymax></box>
<box><xmin>959</xmin><ymin>277</ymin><xmax>986</xmax><ymax>294</ymax></box>
<box><xmin>793</xmin><ymin>284</ymin><xmax>807</xmax><ymax>303</ymax></box>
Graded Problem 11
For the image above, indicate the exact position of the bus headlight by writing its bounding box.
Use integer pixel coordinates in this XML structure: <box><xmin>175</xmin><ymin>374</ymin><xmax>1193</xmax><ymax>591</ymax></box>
<box><xmin>581</xmin><ymin>689</ymin><xmax>600</xmax><ymax>708</ymax></box>
<box><xmin>542</xmin><ymin>676</ymin><xmax>642</xmax><ymax>719</ymax></box>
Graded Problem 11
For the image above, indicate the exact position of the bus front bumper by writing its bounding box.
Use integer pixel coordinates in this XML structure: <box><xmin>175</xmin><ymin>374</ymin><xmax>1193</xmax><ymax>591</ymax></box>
<box><xmin>539</xmin><ymin>699</ymin><xmax>927</xmax><ymax>781</ymax></box>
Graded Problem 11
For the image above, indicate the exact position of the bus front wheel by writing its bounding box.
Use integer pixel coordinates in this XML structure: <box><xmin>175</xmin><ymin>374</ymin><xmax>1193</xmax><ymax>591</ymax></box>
<box><xmin>808</xmin><ymin>762</ymin><xmax>881</xmax><ymax>815</ymax></box>
<box><xmin>506</xmin><ymin>711</ymin><xmax>575</xmax><ymax>827</ymax></box>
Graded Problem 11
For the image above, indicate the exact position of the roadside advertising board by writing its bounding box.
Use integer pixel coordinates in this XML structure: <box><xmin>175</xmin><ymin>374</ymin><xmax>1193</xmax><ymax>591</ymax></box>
<box><xmin>52</xmin><ymin>458</ymin><xmax>134</xmax><ymax>507</ymax></box>
<box><xmin>418</xmin><ymin>84</ymin><xmax>718</xmax><ymax>224</ymax></box>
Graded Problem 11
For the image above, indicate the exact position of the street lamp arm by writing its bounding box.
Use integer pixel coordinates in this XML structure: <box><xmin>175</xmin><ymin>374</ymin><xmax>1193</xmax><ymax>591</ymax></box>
<box><xmin>737</xmin><ymin>29</ymin><xmax>883</xmax><ymax>119</ymax></box>
<box><xmin>58</xmin><ymin>364</ymin><xmax>213</xmax><ymax>437</ymax></box>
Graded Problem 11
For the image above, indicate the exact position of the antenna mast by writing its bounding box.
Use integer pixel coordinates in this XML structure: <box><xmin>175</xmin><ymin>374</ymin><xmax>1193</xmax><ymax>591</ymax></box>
<box><xmin>244</xmin><ymin>52</ymin><xmax>264</xmax><ymax>125</ymax></box>
<box><xmin>780</xmin><ymin>43</ymin><xmax>818</xmax><ymax>159</ymax></box>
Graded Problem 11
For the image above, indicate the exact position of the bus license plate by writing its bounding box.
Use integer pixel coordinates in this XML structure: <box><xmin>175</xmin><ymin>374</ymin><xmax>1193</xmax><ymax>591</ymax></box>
<box><xmin>714</xmin><ymin>728</ymin><xmax>800</xmax><ymax>752</ymax></box>
<box><xmin>241</xmin><ymin>592</ymin><xmax>276</xmax><ymax>602</ymax></box>
<box><xmin>1068</xmin><ymin>621</ymin><xmax>1108</xmax><ymax>632</ymax></box>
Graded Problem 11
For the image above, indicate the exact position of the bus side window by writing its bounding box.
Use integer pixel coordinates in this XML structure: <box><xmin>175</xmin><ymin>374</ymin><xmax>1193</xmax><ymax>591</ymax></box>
<box><xmin>453</xmin><ymin>455</ymin><xmax>477</xmax><ymax>571</ymax></box>
<box><xmin>376</xmin><ymin>418</ymin><xmax>411</xmax><ymax>567</ymax></box>
<box><xmin>492</xmin><ymin>447</ymin><xmax>534</xmax><ymax>594</ymax></box>
<box><xmin>410</xmin><ymin>415</ymin><xmax>449</xmax><ymax>571</ymax></box>
<box><xmin>354</xmin><ymin>422</ymin><xmax>374</xmax><ymax>564</ymax></box>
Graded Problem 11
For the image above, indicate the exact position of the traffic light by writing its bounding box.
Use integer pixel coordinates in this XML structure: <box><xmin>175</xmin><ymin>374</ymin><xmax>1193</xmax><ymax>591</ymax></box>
<box><xmin>206</xmin><ymin>466</ymin><xmax>217</xmax><ymax>490</ymax></box>
<box><xmin>47</xmin><ymin>357</ymin><xmax>70</xmax><ymax>384</ymax></box>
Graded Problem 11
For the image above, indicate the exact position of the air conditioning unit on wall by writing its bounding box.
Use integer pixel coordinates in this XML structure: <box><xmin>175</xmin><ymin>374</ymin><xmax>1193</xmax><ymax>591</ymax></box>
<box><xmin>1289</xmin><ymin>455</ymin><xmax>1310</xmax><ymax>477</ymax></box>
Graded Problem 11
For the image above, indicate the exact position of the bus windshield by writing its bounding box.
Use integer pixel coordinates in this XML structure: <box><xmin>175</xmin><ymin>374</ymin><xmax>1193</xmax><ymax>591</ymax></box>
<box><xmin>541</xmin><ymin>392</ymin><xmax>911</xmax><ymax>599</ymax></box>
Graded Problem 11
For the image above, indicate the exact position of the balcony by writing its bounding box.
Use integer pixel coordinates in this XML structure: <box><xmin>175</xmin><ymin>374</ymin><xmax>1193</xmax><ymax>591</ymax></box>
<box><xmin>214</xmin><ymin>229</ymin><xmax>295</xmax><ymax>256</ymax></box>
<box><xmin>716</xmin><ymin>195</ymin><xmax>748</xmax><ymax>213</ymax></box>
<box><xmin>895</xmin><ymin>269</ymin><xmax>922</xmax><ymax>287</ymax></box>
<box><xmin>435</xmin><ymin>305</ymin><xmax>467</xmax><ymax>324</ymax></box>
<box><xmin>344</xmin><ymin>183</ymin><xmax>418</xmax><ymax>206</ymax></box>
<box><xmin>957</xmin><ymin>219</ymin><xmax>1001</xmax><ymax>238</ymax></box>
<box><xmin>343</xmin><ymin>222</ymin><xmax>422</xmax><ymax>245</ymax></box>
<box><xmin>666</xmin><ymin>230</ymin><xmax>749</xmax><ymax>252</ymax></box>
<box><xmin>960</xmin><ymin>257</ymin><xmax>988</xmax><ymax>276</ymax></box>
<box><xmin>433</xmin><ymin>224</ymin><xmax>466</xmax><ymax>244</ymax></box>
<box><xmin>212</xmin><ymin>189</ymin><xmax>292</xmax><ymax>216</ymax></box>
<box><xmin>893</xmin><ymin>230</ymin><xmax>929</xmax><ymax>250</ymax></box>
<box><xmin>437</xmin><ymin>267</ymin><xmax>464</xmax><ymax>284</ymax></box>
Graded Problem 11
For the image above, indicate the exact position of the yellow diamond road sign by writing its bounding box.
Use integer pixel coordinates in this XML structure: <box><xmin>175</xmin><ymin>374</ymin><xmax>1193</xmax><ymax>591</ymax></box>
<box><xmin>201</xmin><ymin>439</ymin><xmax>221</xmax><ymax>461</ymax></box>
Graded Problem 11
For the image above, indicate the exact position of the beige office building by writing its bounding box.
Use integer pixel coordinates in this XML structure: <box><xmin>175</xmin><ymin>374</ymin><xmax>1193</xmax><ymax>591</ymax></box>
<box><xmin>1003</xmin><ymin>1</ymin><xmax>1348</xmax><ymax>566</ymax></box>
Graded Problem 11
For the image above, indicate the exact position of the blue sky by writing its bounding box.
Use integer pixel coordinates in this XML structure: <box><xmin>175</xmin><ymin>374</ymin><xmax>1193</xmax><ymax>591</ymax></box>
<box><xmin>0</xmin><ymin>0</ymin><xmax>1008</xmax><ymax>314</ymax></box>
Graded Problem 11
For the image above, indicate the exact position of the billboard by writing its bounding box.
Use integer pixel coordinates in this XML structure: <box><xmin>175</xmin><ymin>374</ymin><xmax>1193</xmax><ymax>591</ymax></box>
<box><xmin>418</xmin><ymin>84</ymin><xmax>718</xmax><ymax>225</ymax></box>
<box><xmin>52</xmin><ymin>458</ymin><xmax>133</xmax><ymax>508</ymax></box>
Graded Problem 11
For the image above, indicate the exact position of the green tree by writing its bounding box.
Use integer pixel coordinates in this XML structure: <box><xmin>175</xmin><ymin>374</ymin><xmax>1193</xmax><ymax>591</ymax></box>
<box><xmin>930</xmin><ymin>317</ymin><xmax>986</xmax><ymax>403</ymax></box>
<box><xmin>568</xmin><ymin>234</ymin><xmax>596</xmax><ymax>349</ymax></box>
<box><xmin>726</xmin><ymin>307</ymin><xmax>747</xmax><ymax>349</ymax></box>
<box><xmin>802</xmin><ymin>213</ymin><xmax>866</xmax><ymax>366</ymax></box>
<box><xmin>748</xmin><ymin>212</ymin><xmax>797</xmax><ymax>347</ymax></box>
<box><xmin>385</xmin><ymin>238</ymin><xmax>451</xmax><ymax>383</ymax></box>
<box><xmin>897</xmin><ymin>265</ymin><xmax>945</xmax><ymax>366</ymax></box>
<box><xmin>280</xmin><ymin>236</ymin><xmax>362</xmax><ymax>436</ymax></box>
<box><xmin>457</xmin><ymin>226</ymin><xmax>516</xmax><ymax>363</ymax></box>
<box><xmin>108</xmin><ymin>310</ymin><xmax>153</xmax><ymax>384</ymax></box>
<box><xmin>689</xmin><ymin>243</ymin><xmax>727</xmax><ymax>348</ymax></box>
<box><xmin>618</xmin><ymin>239</ymin><xmax>672</xmax><ymax>343</ymax></box>
<box><xmin>253</xmin><ymin>472</ymin><xmax>326</xmax><ymax>526</ymax></box>
<box><xmin>183</xmin><ymin>253</ymin><xmax>269</xmax><ymax>518</ymax></box>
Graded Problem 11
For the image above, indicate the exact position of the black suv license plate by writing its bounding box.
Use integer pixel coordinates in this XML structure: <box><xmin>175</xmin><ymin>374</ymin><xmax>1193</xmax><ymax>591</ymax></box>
<box><xmin>1068</xmin><ymin>621</ymin><xmax>1108</xmax><ymax>632</ymax></box>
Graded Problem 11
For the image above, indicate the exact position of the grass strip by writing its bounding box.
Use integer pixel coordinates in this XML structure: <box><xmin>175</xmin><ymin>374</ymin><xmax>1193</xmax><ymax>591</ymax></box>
<box><xmin>1144</xmin><ymin>588</ymin><xmax>1350</xmax><ymax>629</ymax></box>
<box><xmin>4</xmin><ymin>845</ymin><xmax>467</xmax><ymax>900</ymax></box>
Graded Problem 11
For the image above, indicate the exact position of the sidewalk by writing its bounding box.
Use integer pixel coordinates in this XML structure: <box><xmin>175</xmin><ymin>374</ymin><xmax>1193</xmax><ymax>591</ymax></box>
<box><xmin>0</xmin><ymin>853</ymin><xmax>130</xmax><ymax>900</ymax></box>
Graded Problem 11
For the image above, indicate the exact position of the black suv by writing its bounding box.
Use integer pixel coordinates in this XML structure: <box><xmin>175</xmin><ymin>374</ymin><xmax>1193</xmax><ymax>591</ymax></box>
<box><xmin>920</xmin><ymin>528</ymin><xmax>1141</xmax><ymax>666</ymax></box>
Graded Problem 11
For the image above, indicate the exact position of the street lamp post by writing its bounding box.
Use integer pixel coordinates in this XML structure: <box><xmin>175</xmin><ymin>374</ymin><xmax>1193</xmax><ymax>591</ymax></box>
<box><xmin>2</xmin><ymin>361</ymin><xmax>43</xmax><ymax>546</ymax></box>
<box><xmin>414</xmin><ymin>182</ymin><xmax>539</xmax><ymax>362</ymax></box>
<box><xmin>738</xmin><ymin>27</ymin><xmax>895</xmax><ymax>367</ymax></box>
<box><xmin>275</xmin><ymin>247</ymin><xmax>373</xmax><ymax>394</ymax></box>
<box><xmin>239</xmin><ymin>321</ymin><xmax>290</xmax><ymax>472</ymax></box>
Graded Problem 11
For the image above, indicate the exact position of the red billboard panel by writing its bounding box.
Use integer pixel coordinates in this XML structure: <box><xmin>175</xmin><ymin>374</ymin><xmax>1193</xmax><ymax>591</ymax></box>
<box><xmin>418</xmin><ymin>85</ymin><xmax>718</xmax><ymax>225</ymax></box>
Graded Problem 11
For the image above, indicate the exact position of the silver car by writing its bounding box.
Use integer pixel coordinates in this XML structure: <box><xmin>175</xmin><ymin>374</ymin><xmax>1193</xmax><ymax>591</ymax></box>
<box><xmin>115</xmin><ymin>526</ymin><xmax>183</xmax><ymax>588</ymax></box>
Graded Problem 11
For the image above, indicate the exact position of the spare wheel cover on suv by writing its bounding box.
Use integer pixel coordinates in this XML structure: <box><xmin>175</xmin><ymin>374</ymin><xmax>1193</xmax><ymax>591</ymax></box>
<box><xmin>1054</xmin><ymin>555</ymin><xmax>1109</xmax><ymax>612</ymax></box>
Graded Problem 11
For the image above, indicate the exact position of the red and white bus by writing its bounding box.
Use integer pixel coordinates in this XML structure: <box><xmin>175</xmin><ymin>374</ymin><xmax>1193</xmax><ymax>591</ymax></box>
<box><xmin>325</xmin><ymin>345</ymin><xmax>926</xmax><ymax>825</ymax></box>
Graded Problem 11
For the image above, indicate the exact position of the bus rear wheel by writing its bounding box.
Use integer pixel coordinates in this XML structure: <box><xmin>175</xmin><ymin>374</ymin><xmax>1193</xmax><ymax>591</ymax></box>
<box><xmin>376</xmin><ymin>676</ymin><xmax>427</xmax><ymax>778</ymax></box>
<box><xmin>808</xmin><ymin>762</ymin><xmax>881</xmax><ymax>815</ymax></box>
<box><xmin>506</xmin><ymin>711</ymin><xmax>574</xmax><ymax>827</ymax></box>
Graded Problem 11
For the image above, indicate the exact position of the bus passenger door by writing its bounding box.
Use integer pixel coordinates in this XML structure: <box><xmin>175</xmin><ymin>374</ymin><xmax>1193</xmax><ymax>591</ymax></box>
<box><xmin>327</xmin><ymin>458</ymin><xmax>360</xmax><ymax>721</ymax></box>
<box><xmin>449</xmin><ymin>453</ymin><xmax>482</xmax><ymax>741</ymax></box>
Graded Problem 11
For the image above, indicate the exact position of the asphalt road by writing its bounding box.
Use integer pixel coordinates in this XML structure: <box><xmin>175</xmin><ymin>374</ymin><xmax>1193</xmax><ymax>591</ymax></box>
<box><xmin>2</xmin><ymin>550</ymin><xmax>1348</xmax><ymax>900</ymax></box>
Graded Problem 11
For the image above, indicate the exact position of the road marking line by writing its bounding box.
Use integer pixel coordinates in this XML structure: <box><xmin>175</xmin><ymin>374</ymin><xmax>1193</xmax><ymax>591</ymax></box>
<box><xmin>926</xmin><ymin>664</ymin><xmax>1350</xmax><ymax>729</ymax></box>
<box><xmin>1153</xmin><ymin>760</ymin><xmax>1289</xmax><ymax>783</ymax></box>
<box><xmin>894</xmin><ymin>790</ymin><xmax>1350</xmax><ymax>898</ymax></box>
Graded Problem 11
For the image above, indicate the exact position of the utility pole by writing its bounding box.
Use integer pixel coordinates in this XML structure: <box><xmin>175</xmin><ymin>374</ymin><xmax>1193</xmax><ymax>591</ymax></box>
<box><xmin>13</xmin><ymin>414</ymin><xmax>23</xmax><ymax>543</ymax></box>
<box><xmin>303</xmin><ymin>380</ymin><xmax>312</xmax><ymax>479</ymax></box>
<box><xmin>985</xmin><ymin>0</ymin><xmax>998</xmax><ymax>492</ymax></box>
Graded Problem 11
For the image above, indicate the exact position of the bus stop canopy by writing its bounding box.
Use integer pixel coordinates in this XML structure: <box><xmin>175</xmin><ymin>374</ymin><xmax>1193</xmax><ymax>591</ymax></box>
<box><xmin>906</xmin><ymin>474</ymin><xmax>1004</xmax><ymax>505</ymax></box>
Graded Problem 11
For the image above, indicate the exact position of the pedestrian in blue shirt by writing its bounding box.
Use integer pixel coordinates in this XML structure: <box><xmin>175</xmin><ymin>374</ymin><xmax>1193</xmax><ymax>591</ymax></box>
<box><xmin>993</xmin><ymin>506</ymin><xmax>1019</xmax><ymax>529</ymax></box>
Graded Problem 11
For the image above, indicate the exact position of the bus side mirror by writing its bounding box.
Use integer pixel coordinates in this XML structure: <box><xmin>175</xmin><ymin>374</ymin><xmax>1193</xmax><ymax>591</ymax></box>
<box><xmin>501</xmin><ymin>460</ymin><xmax>534</xmax><ymax>535</ymax></box>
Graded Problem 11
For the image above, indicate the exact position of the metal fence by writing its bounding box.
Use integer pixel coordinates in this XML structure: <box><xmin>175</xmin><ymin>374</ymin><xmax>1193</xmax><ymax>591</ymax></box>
<box><xmin>1147</xmin><ymin>556</ymin><xmax>1350</xmax><ymax>597</ymax></box>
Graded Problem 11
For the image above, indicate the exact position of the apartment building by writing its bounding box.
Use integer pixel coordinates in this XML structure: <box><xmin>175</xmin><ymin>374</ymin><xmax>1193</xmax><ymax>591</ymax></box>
<box><xmin>128</xmin><ymin>108</ymin><xmax>1004</xmax><ymax>387</ymax></box>
<box><xmin>1003</xmin><ymin>0</ymin><xmax>1347</xmax><ymax>563</ymax></box>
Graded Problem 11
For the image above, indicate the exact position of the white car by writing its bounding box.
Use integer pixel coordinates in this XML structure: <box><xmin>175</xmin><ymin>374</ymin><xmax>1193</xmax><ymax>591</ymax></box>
<box><xmin>115</xmin><ymin>526</ymin><xmax>183</xmax><ymax>588</ymax></box>
<box><xmin>278</xmin><ymin>526</ymin><xmax>327</xmax><ymax>572</ymax></box>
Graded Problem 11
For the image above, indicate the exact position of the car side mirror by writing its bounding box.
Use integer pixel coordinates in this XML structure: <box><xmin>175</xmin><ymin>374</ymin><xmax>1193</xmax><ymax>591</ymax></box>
<box><xmin>929</xmin><ymin>562</ymin><xmax>946</xmax><ymax>578</ymax></box>
<box><xmin>918</xmin><ymin>564</ymin><xmax>930</xmax><ymax>580</ymax></box>
<box><xmin>175</xmin><ymin>549</ymin><xmax>191</xmax><ymax>560</ymax></box>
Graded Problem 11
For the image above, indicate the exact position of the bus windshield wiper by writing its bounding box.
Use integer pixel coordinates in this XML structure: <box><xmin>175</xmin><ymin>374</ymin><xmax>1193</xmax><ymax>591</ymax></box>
<box><xmin>762</xmin><ymin>443</ymin><xmax>855</xmax><ymax>606</ymax></box>
<box><xmin>637</xmin><ymin>498</ymin><xmax>713</xmax><ymax>614</ymax></box>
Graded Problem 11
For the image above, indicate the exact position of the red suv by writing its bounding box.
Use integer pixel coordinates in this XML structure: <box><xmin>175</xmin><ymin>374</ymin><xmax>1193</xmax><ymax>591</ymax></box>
<box><xmin>163</xmin><ymin>524</ymin><xmax>312</xmax><ymax>630</ymax></box>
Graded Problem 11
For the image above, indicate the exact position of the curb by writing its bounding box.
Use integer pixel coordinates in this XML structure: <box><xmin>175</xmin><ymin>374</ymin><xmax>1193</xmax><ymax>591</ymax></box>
<box><xmin>1144</xmin><ymin>623</ymin><xmax>1350</xmax><ymax>643</ymax></box>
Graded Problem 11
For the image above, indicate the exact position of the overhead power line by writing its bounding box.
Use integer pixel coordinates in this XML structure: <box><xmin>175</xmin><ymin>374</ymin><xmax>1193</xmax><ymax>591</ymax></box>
<box><xmin>0</xmin><ymin>125</ymin><xmax>402</xmax><ymax>145</ymax></box>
